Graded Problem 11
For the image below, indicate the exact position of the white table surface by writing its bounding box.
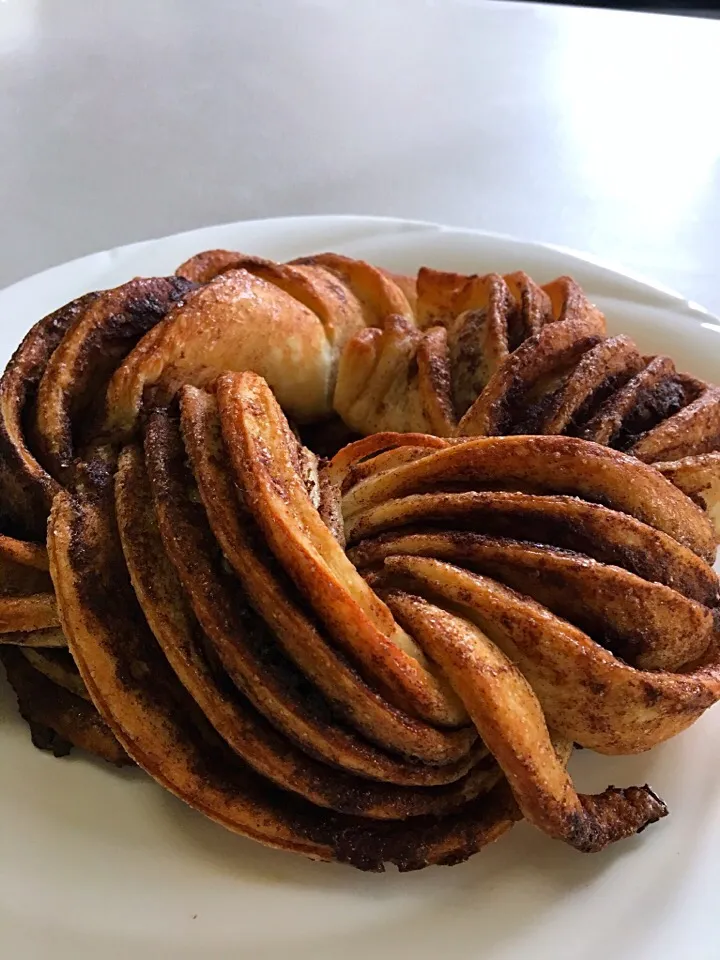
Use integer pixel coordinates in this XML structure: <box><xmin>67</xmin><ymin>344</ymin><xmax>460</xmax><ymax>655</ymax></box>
<box><xmin>0</xmin><ymin>0</ymin><xmax>718</xmax><ymax>314</ymax></box>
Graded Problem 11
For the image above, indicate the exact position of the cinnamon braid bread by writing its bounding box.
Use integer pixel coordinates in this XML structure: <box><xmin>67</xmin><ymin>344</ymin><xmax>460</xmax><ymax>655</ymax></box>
<box><xmin>1</xmin><ymin>248</ymin><xmax>719</xmax><ymax>870</ymax></box>
<box><xmin>175</xmin><ymin>251</ymin><xmax>720</xmax><ymax>529</ymax></box>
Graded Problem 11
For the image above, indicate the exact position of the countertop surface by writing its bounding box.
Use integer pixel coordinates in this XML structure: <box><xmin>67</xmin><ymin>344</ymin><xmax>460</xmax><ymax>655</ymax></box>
<box><xmin>1</xmin><ymin>0</ymin><xmax>718</xmax><ymax>312</ymax></box>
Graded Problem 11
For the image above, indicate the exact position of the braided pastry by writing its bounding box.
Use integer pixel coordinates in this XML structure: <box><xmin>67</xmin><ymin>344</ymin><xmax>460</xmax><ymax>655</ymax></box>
<box><xmin>174</xmin><ymin>252</ymin><xmax>720</xmax><ymax>531</ymax></box>
<box><xmin>0</xmin><ymin>249</ymin><xmax>719</xmax><ymax>870</ymax></box>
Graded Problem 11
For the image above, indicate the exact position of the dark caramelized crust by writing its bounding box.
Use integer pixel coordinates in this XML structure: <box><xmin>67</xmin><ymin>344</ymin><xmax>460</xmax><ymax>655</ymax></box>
<box><xmin>0</xmin><ymin>646</ymin><xmax>129</xmax><ymax>764</ymax></box>
<box><xmin>0</xmin><ymin>279</ymin><xmax>194</xmax><ymax>538</ymax></box>
<box><xmin>32</xmin><ymin>276</ymin><xmax>194</xmax><ymax>485</ymax></box>
<box><xmin>0</xmin><ymin>295</ymin><xmax>96</xmax><ymax>539</ymax></box>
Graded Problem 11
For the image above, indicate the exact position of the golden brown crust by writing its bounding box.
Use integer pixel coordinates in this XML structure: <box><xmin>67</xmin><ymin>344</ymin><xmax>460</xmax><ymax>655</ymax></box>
<box><xmin>0</xmin><ymin>534</ymin><xmax>52</xmax><ymax>597</ymax></box>
<box><xmin>503</xmin><ymin>272</ymin><xmax>553</xmax><ymax>346</ymax></box>
<box><xmin>630</xmin><ymin>387</ymin><xmax>720</xmax><ymax>463</ymax></box>
<box><xmin>415</xmin><ymin>267</ymin><xmax>470</xmax><ymax>329</ymax></box>
<box><xmin>47</xmin><ymin>483</ymin><xmax>518</xmax><ymax>870</ymax></box>
<box><xmin>176</xmin><ymin>248</ymin><xmax>418</xmax><ymax>320</ymax></box>
<box><xmin>0</xmin><ymin>533</ymin><xmax>58</xmax><ymax>633</ymax></box>
<box><xmin>104</xmin><ymin>270</ymin><xmax>338</xmax><ymax>435</ymax></box>
<box><xmin>582</xmin><ymin>355</ymin><xmax>680</xmax><ymax>446</ymax></box>
<box><xmin>290</xmin><ymin>253</ymin><xmax>414</xmax><ymax>328</ymax></box>
<box><xmin>457</xmin><ymin>317</ymin><xmax>605</xmax><ymax>436</ymax></box>
<box><xmin>179</xmin><ymin>386</ymin><xmax>476</xmax><ymax>774</ymax></box>
<box><xmin>446</xmin><ymin>274</ymin><xmax>512</xmax><ymax>416</ymax></box>
<box><xmin>334</xmin><ymin>320</ymin><xmax>442</xmax><ymax>435</ymax></box>
<box><xmin>330</xmin><ymin>266</ymin><xmax>720</xmax><ymax>536</ymax></box>
<box><xmin>345</xmin><ymin>490</ymin><xmax>720</xmax><ymax>627</ymax></box>
<box><xmin>0</xmin><ymin>592</ymin><xmax>58</xmax><ymax>632</ymax></box>
<box><xmin>340</xmin><ymin>437</ymin><xmax>720</xmax><ymax>764</ymax></box>
<box><xmin>1</xmin><ymin>248</ymin><xmax>719</xmax><ymax>870</ymax></box>
<box><xmin>335</xmin><ymin>269</ymin><xmax>606</xmax><ymax>439</ymax></box>
<box><xmin>533</xmin><ymin>335</ymin><xmax>645</xmax><ymax>435</ymax></box>
<box><xmin>340</xmin><ymin>434</ymin><xmax>716</xmax><ymax>561</ymax></box>
<box><xmin>377</xmin><ymin>556</ymin><xmax>720</xmax><ymax>754</ymax></box>
<box><xmin>143</xmin><ymin>405</ymin><xmax>474</xmax><ymax>771</ymax></box>
<box><xmin>657</xmin><ymin>453</ymin><xmax>720</xmax><ymax>535</ymax></box>
<box><xmin>219</xmin><ymin>372</ymin><xmax>467</xmax><ymax>727</ymax></box>
<box><xmin>175</xmin><ymin>249</ymin><xmax>258</xmax><ymax>283</ymax></box>
<box><xmin>30</xmin><ymin>382</ymin><xmax>720</xmax><ymax>864</ymax></box>
<box><xmin>0</xmin><ymin>534</ymin><xmax>49</xmax><ymax>571</ymax></box>
<box><xmin>116</xmin><ymin>442</ymin><xmax>495</xmax><ymax>817</ymax></box>
<box><xmin>170</xmin><ymin>253</ymin><xmax>720</xmax><ymax>544</ymax></box>
<box><xmin>383</xmin><ymin>590</ymin><xmax>665</xmax><ymax>852</ymax></box>
<box><xmin>353</xmin><ymin>532</ymin><xmax>715</xmax><ymax>672</ymax></box>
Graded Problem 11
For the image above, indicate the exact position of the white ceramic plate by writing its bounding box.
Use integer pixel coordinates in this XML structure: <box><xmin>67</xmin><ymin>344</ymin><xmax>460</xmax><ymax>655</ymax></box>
<box><xmin>2</xmin><ymin>216</ymin><xmax>720</xmax><ymax>960</ymax></box>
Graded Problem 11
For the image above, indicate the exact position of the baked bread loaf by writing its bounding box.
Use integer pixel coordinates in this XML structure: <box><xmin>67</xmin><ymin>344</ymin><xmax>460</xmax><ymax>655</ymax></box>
<box><xmin>0</xmin><ymin>249</ymin><xmax>719</xmax><ymax>870</ymax></box>
<box><xmin>175</xmin><ymin>252</ymin><xmax>720</xmax><ymax>531</ymax></box>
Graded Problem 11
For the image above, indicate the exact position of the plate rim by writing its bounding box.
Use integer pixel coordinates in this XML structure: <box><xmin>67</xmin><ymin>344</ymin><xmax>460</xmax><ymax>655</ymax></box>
<box><xmin>2</xmin><ymin>213</ymin><xmax>720</xmax><ymax>960</ymax></box>
<box><xmin>0</xmin><ymin>214</ymin><xmax>715</xmax><ymax>324</ymax></box>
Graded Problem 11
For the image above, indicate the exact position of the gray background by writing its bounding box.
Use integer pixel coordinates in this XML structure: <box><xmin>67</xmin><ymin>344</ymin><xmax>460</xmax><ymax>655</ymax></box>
<box><xmin>1</xmin><ymin>0</ymin><xmax>718</xmax><ymax>313</ymax></box>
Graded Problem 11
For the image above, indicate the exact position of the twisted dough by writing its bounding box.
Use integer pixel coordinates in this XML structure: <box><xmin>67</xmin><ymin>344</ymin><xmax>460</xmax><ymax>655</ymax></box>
<box><xmin>47</xmin><ymin>371</ymin><xmax>715</xmax><ymax>866</ymax></box>
<box><xmin>0</xmin><ymin>249</ymin><xmax>719</xmax><ymax>869</ymax></box>
<box><xmin>334</xmin><ymin>266</ymin><xmax>720</xmax><ymax>534</ymax></box>
<box><xmin>1</xmin><ymin>251</ymin><xmax>717</xmax><ymax>538</ymax></box>
<box><xmin>174</xmin><ymin>252</ymin><xmax>720</xmax><ymax>534</ymax></box>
